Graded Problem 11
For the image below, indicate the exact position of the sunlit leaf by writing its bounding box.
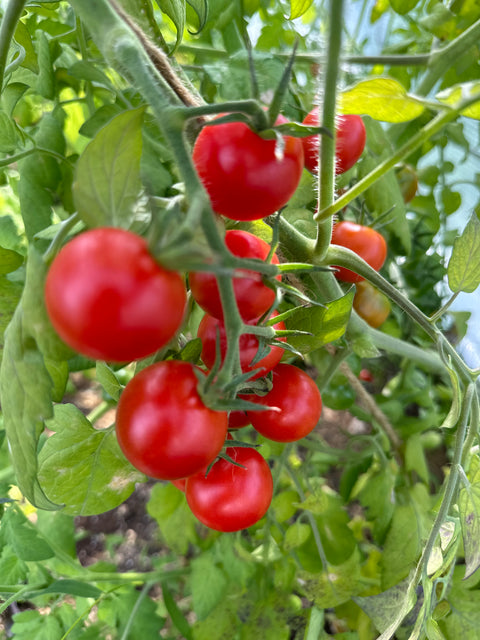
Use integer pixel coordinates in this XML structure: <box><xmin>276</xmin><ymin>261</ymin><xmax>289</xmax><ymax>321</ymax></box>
<box><xmin>339</xmin><ymin>78</ymin><xmax>425</xmax><ymax>123</ymax></box>
<box><xmin>448</xmin><ymin>213</ymin><xmax>480</xmax><ymax>293</ymax></box>
<box><xmin>389</xmin><ymin>0</ymin><xmax>420</xmax><ymax>14</ymax></box>
<box><xmin>354</xmin><ymin>578</ymin><xmax>414</xmax><ymax>634</ymax></box>
<box><xmin>437</xmin><ymin>82</ymin><xmax>480</xmax><ymax>119</ymax></box>
<box><xmin>37</xmin><ymin>404</ymin><xmax>144</xmax><ymax>515</ymax></box>
<box><xmin>459</xmin><ymin>482</ymin><xmax>480</xmax><ymax>579</ymax></box>
<box><xmin>158</xmin><ymin>0</ymin><xmax>185</xmax><ymax>51</ymax></box>
<box><xmin>289</xmin><ymin>0</ymin><xmax>314</xmax><ymax>19</ymax></box>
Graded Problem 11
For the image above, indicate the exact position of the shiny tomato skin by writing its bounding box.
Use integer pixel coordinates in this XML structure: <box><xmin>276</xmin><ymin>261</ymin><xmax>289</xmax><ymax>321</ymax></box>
<box><xmin>115</xmin><ymin>361</ymin><xmax>228</xmax><ymax>480</ymax></box>
<box><xmin>45</xmin><ymin>228</ymin><xmax>187</xmax><ymax>363</ymax></box>
<box><xmin>228</xmin><ymin>410</ymin><xmax>250</xmax><ymax>429</ymax></box>
<box><xmin>185</xmin><ymin>446</ymin><xmax>273</xmax><ymax>532</ymax></box>
<box><xmin>302</xmin><ymin>111</ymin><xmax>366</xmax><ymax>175</ymax></box>
<box><xmin>192</xmin><ymin>115</ymin><xmax>304</xmax><ymax>221</ymax></box>
<box><xmin>198</xmin><ymin>312</ymin><xmax>286</xmax><ymax>380</ymax></box>
<box><xmin>247</xmin><ymin>363</ymin><xmax>322</xmax><ymax>442</ymax></box>
<box><xmin>189</xmin><ymin>230</ymin><xmax>280</xmax><ymax>321</ymax></box>
<box><xmin>353</xmin><ymin>280</ymin><xmax>391</xmax><ymax>328</ymax></box>
<box><xmin>331</xmin><ymin>221</ymin><xmax>387</xmax><ymax>283</ymax></box>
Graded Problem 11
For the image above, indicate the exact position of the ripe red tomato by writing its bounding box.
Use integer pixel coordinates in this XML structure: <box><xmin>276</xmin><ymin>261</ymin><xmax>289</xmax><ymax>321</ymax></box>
<box><xmin>353</xmin><ymin>280</ymin><xmax>391</xmax><ymax>328</ymax></box>
<box><xmin>192</xmin><ymin>115</ymin><xmax>304</xmax><ymax>221</ymax></box>
<box><xmin>302</xmin><ymin>110</ymin><xmax>366</xmax><ymax>175</ymax></box>
<box><xmin>115</xmin><ymin>361</ymin><xmax>228</xmax><ymax>480</ymax></box>
<box><xmin>185</xmin><ymin>446</ymin><xmax>273</xmax><ymax>532</ymax></box>
<box><xmin>45</xmin><ymin>228</ymin><xmax>187</xmax><ymax>362</ymax></box>
<box><xmin>171</xmin><ymin>478</ymin><xmax>187</xmax><ymax>492</ymax></box>
<box><xmin>247</xmin><ymin>363</ymin><xmax>322</xmax><ymax>442</ymax></box>
<box><xmin>359</xmin><ymin>368</ymin><xmax>374</xmax><ymax>383</ymax></box>
<box><xmin>331</xmin><ymin>221</ymin><xmax>387</xmax><ymax>283</ymax></box>
<box><xmin>197</xmin><ymin>311</ymin><xmax>286</xmax><ymax>380</ymax></box>
<box><xmin>228</xmin><ymin>410</ymin><xmax>250</xmax><ymax>429</ymax></box>
<box><xmin>189</xmin><ymin>229</ymin><xmax>281</xmax><ymax>321</ymax></box>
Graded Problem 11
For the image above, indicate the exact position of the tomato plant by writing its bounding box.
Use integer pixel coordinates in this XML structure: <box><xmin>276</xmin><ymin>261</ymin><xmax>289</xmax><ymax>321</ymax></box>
<box><xmin>2</xmin><ymin>1</ymin><xmax>480</xmax><ymax>638</ymax></box>
<box><xmin>189</xmin><ymin>229</ymin><xmax>280</xmax><ymax>321</ymax></box>
<box><xmin>115</xmin><ymin>361</ymin><xmax>228</xmax><ymax>480</ymax></box>
<box><xmin>192</xmin><ymin>115</ymin><xmax>304</xmax><ymax>220</ymax></box>
<box><xmin>353</xmin><ymin>280</ymin><xmax>391</xmax><ymax>328</ymax></box>
<box><xmin>45</xmin><ymin>228</ymin><xmax>187</xmax><ymax>362</ymax></box>
<box><xmin>185</xmin><ymin>446</ymin><xmax>273</xmax><ymax>532</ymax></box>
<box><xmin>331</xmin><ymin>220</ymin><xmax>387</xmax><ymax>283</ymax></box>
<box><xmin>247</xmin><ymin>364</ymin><xmax>322</xmax><ymax>442</ymax></box>
<box><xmin>197</xmin><ymin>311</ymin><xmax>286</xmax><ymax>380</ymax></box>
<box><xmin>302</xmin><ymin>110</ymin><xmax>366</xmax><ymax>174</ymax></box>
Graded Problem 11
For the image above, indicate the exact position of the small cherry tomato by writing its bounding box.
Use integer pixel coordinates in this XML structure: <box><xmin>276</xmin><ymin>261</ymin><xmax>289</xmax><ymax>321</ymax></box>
<box><xmin>331</xmin><ymin>221</ymin><xmax>387</xmax><ymax>283</ymax></box>
<box><xmin>115</xmin><ymin>361</ymin><xmax>228</xmax><ymax>480</ymax></box>
<box><xmin>171</xmin><ymin>478</ymin><xmax>187</xmax><ymax>492</ymax></box>
<box><xmin>198</xmin><ymin>311</ymin><xmax>286</xmax><ymax>380</ymax></box>
<box><xmin>185</xmin><ymin>446</ymin><xmax>273</xmax><ymax>532</ymax></box>
<box><xmin>45</xmin><ymin>228</ymin><xmax>187</xmax><ymax>362</ymax></box>
<box><xmin>192</xmin><ymin>114</ymin><xmax>304</xmax><ymax>221</ymax></box>
<box><xmin>359</xmin><ymin>369</ymin><xmax>374</xmax><ymax>383</ymax></box>
<box><xmin>247</xmin><ymin>363</ymin><xmax>322</xmax><ymax>442</ymax></box>
<box><xmin>302</xmin><ymin>111</ymin><xmax>366</xmax><ymax>175</ymax></box>
<box><xmin>353</xmin><ymin>280</ymin><xmax>391</xmax><ymax>328</ymax></box>
<box><xmin>396</xmin><ymin>164</ymin><xmax>418</xmax><ymax>204</ymax></box>
<box><xmin>189</xmin><ymin>229</ymin><xmax>280</xmax><ymax>321</ymax></box>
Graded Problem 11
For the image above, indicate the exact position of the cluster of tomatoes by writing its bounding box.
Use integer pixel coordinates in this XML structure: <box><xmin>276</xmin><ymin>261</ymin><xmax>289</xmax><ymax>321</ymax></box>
<box><xmin>44</xmin><ymin>107</ymin><xmax>388</xmax><ymax>532</ymax></box>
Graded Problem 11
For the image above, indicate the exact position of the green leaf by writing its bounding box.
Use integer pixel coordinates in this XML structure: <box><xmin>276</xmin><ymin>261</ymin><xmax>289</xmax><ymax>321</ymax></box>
<box><xmin>37</xmin><ymin>404</ymin><xmax>144</xmax><ymax>515</ymax></box>
<box><xmin>0</xmin><ymin>547</ymin><xmax>28</xmax><ymax>584</ymax></box>
<box><xmin>442</xmin><ymin>582</ymin><xmax>480</xmax><ymax>638</ymax></box>
<box><xmin>35</xmin><ymin>30</ymin><xmax>55</xmax><ymax>100</ymax></box>
<box><xmin>357</xmin><ymin>464</ymin><xmax>396</xmax><ymax>543</ymax></box>
<box><xmin>389</xmin><ymin>0</ymin><xmax>420</xmax><ymax>14</ymax></box>
<box><xmin>147</xmin><ymin>482</ymin><xmax>198</xmax><ymax>554</ymax></box>
<box><xmin>0</xmin><ymin>110</ymin><xmax>19</xmax><ymax>153</ymax></box>
<box><xmin>339</xmin><ymin>78</ymin><xmax>425</xmax><ymax>123</ymax></box>
<box><xmin>14</xmin><ymin>20</ymin><xmax>38</xmax><ymax>73</ymax></box>
<box><xmin>158</xmin><ymin>0</ymin><xmax>185</xmax><ymax>51</ymax></box>
<box><xmin>191</xmin><ymin>554</ymin><xmax>228</xmax><ymax>620</ymax></box>
<box><xmin>11</xmin><ymin>610</ymin><xmax>64</xmax><ymax>640</ymax></box>
<box><xmin>31</xmin><ymin>579</ymin><xmax>102</xmax><ymax>599</ymax></box>
<box><xmin>0</xmin><ymin>307</ymin><xmax>59</xmax><ymax>510</ymax></box>
<box><xmin>96</xmin><ymin>361</ymin><xmax>123</xmax><ymax>401</ymax></box>
<box><xmin>284</xmin><ymin>522</ymin><xmax>311</xmax><ymax>551</ymax></box>
<box><xmin>354</xmin><ymin>578</ymin><xmax>415</xmax><ymax>634</ymax></box>
<box><xmin>289</xmin><ymin>0</ymin><xmax>314</xmax><ymax>19</ymax></box>
<box><xmin>458</xmin><ymin>482</ymin><xmax>480</xmax><ymax>579</ymax></box>
<box><xmin>0</xmin><ymin>276</ymin><xmax>22</xmax><ymax>365</ymax></box>
<box><xmin>447</xmin><ymin>213</ymin><xmax>480</xmax><ymax>293</ymax></box>
<box><xmin>73</xmin><ymin>107</ymin><xmax>144</xmax><ymax>228</ymax></box>
<box><xmin>299</xmin><ymin>550</ymin><xmax>362</xmax><ymax>608</ymax></box>
<box><xmin>0</xmin><ymin>508</ymin><xmax>54</xmax><ymax>561</ymax></box>
<box><xmin>284</xmin><ymin>289</ymin><xmax>354</xmax><ymax>353</ymax></box>
<box><xmin>162</xmin><ymin>584</ymin><xmax>193</xmax><ymax>640</ymax></box>
<box><xmin>21</xmin><ymin>246</ymin><xmax>73</xmax><ymax>361</ymax></box>
<box><xmin>17</xmin><ymin>113</ymin><xmax>65</xmax><ymax>240</ymax></box>
<box><xmin>381</xmin><ymin>503</ymin><xmax>422</xmax><ymax>589</ymax></box>
<box><xmin>0</xmin><ymin>247</ymin><xmax>23</xmax><ymax>274</ymax></box>
<box><xmin>437</xmin><ymin>82</ymin><xmax>480</xmax><ymax>119</ymax></box>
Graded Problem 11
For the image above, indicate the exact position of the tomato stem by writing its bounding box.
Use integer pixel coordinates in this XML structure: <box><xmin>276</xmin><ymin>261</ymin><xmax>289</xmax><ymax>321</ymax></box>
<box><xmin>0</xmin><ymin>0</ymin><xmax>28</xmax><ymax>92</ymax></box>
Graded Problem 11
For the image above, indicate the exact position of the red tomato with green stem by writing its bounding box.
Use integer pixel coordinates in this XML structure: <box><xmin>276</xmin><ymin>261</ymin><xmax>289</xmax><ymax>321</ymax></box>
<box><xmin>302</xmin><ymin>110</ymin><xmax>366</xmax><ymax>175</ymax></box>
<box><xmin>331</xmin><ymin>221</ymin><xmax>387</xmax><ymax>283</ymax></box>
<box><xmin>189</xmin><ymin>229</ymin><xmax>281</xmax><ymax>321</ymax></box>
<box><xmin>185</xmin><ymin>446</ymin><xmax>273</xmax><ymax>532</ymax></box>
<box><xmin>192</xmin><ymin>114</ymin><xmax>304</xmax><ymax>221</ymax></box>
<box><xmin>45</xmin><ymin>227</ymin><xmax>187</xmax><ymax>362</ymax></box>
<box><xmin>198</xmin><ymin>311</ymin><xmax>286</xmax><ymax>380</ymax></box>
<box><xmin>115</xmin><ymin>361</ymin><xmax>228</xmax><ymax>480</ymax></box>
<box><xmin>247</xmin><ymin>363</ymin><xmax>322</xmax><ymax>442</ymax></box>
